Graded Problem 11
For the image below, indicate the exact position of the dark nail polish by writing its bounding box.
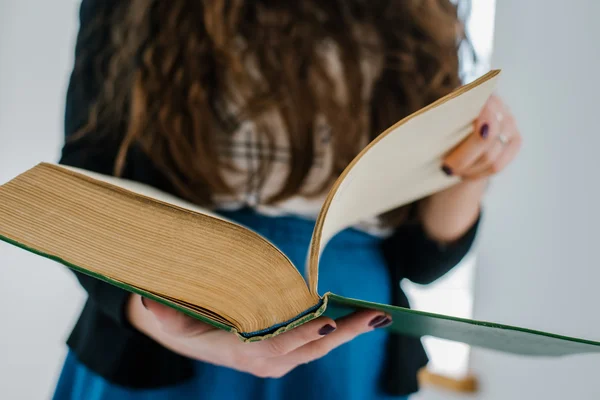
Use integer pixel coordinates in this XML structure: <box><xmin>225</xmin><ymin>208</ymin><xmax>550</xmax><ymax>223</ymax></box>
<box><xmin>318</xmin><ymin>324</ymin><xmax>336</xmax><ymax>335</ymax></box>
<box><xmin>141</xmin><ymin>296</ymin><xmax>149</xmax><ymax>310</ymax></box>
<box><xmin>369</xmin><ymin>315</ymin><xmax>387</xmax><ymax>327</ymax></box>
<box><xmin>373</xmin><ymin>317</ymin><xmax>392</xmax><ymax>329</ymax></box>
<box><xmin>480</xmin><ymin>123</ymin><xmax>489</xmax><ymax>139</ymax></box>
<box><xmin>441</xmin><ymin>165</ymin><xmax>453</xmax><ymax>176</ymax></box>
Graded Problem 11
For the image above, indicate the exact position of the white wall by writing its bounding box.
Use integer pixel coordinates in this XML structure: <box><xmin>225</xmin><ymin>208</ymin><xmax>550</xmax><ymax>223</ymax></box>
<box><xmin>0</xmin><ymin>1</ymin><xmax>85</xmax><ymax>399</ymax></box>
<box><xmin>468</xmin><ymin>0</ymin><xmax>600</xmax><ymax>398</ymax></box>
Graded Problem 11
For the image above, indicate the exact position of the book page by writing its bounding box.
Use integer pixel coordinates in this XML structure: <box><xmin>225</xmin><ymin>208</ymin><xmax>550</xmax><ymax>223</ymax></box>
<box><xmin>307</xmin><ymin>70</ymin><xmax>501</xmax><ymax>295</ymax></box>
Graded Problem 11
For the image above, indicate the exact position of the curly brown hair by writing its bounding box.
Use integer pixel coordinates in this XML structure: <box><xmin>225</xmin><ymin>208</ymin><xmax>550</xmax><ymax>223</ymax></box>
<box><xmin>73</xmin><ymin>0</ymin><xmax>471</xmax><ymax>208</ymax></box>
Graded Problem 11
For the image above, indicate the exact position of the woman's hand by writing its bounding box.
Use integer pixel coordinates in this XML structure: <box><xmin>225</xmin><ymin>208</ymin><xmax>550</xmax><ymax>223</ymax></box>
<box><xmin>128</xmin><ymin>294</ymin><xmax>391</xmax><ymax>378</ymax></box>
<box><xmin>419</xmin><ymin>94</ymin><xmax>522</xmax><ymax>242</ymax></box>
<box><xmin>442</xmin><ymin>94</ymin><xmax>522</xmax><ymax>180</ymax></box>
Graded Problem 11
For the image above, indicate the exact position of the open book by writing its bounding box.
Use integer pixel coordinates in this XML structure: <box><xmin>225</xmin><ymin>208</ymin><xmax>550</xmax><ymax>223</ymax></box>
<box><xmin>1</xmin><ymin>70</ymin><xmax>599</xmax><ymax>357</ymax></box>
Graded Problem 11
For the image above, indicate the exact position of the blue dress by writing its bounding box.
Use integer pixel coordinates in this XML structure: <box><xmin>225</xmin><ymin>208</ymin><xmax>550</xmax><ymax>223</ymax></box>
<box><xmin>53</xmin><ymin>209</ymin><xmax>408</xmax><ymax>400</ymax></box>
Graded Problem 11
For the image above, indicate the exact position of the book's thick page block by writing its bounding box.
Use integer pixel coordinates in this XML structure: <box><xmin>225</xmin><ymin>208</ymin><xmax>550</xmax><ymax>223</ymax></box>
<box><xmin>308</xmin><ymin>71</ymin><xmax>500</xmax><ymax>294</ymax></box>
<box><xmin>326</xmin><ymin>293</ymin><xmax>600</xmax><ymax>357</ymax></box>
<box><xmin>0</xmin><ymin>163</ymin><xmax>319</xmax><ymax>335</ymax></box>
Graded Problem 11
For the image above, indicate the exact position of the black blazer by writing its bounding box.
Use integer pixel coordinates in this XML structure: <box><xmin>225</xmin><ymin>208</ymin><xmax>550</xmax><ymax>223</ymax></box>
<box><xmin>58</xmin><ymin>0</ymin><xmax>481</xmax><ymax>396</ymax></box>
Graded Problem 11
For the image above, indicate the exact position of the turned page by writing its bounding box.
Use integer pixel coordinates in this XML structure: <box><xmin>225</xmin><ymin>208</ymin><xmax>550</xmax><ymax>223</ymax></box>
<box><xmin>307</xmin><ymin>70</ymin><xmax>501</xmax><ymax>295</ymax></box>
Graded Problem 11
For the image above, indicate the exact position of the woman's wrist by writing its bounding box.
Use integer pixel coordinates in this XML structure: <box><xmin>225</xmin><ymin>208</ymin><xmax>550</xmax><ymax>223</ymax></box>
<box><xmin>419</xmin><ymin>178</ymin><xmax>486</xmax><ymax>243</ymax></box>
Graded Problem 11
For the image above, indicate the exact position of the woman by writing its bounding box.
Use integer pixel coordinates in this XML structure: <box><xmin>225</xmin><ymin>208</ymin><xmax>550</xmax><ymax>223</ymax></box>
<box><xmin>53</xmin><ymin>0</ymin><xmax>521</xmax><ymax>399</ymax></box>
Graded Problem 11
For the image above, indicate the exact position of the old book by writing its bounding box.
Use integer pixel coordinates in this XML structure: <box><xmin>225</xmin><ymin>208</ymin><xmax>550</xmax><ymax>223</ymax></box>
<box><xmin>1</xmin><ymin>70</ymin><xmax>599</xmax><ymax>356</ymax></box>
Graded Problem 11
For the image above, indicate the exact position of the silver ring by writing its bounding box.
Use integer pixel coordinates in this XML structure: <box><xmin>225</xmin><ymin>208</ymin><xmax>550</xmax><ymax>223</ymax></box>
<box><xmin>498</xmin><ymin>134</ymin><xmax>509</xmax><ymax>146</ymax></box>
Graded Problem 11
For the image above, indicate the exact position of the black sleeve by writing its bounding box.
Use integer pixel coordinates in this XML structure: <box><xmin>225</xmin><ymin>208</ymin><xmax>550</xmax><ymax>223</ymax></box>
<box><xmin>59</xmin><ymin>0</ymin><xmax>132</xmax><ymax>328</ymax></box>
<box><xmin>381</xmin><ymin>213</ymin><xmax>481</xmax><ymax>285</ymax></box>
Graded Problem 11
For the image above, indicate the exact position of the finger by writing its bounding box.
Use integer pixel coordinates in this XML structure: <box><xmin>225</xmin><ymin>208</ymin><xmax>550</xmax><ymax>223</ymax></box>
<box><xmin>476</xmin><ymin>94</ymin><xmax>504</xmax><ymax>142</ymax></box>
<box><xmin>244</xmin><ymin>316</ymin><xmax>337</xmax><ymax>358</ymax></box>
<box><xmin>463</xmin><ymin>115</ymin><xmax>519</xmax><ymax>177</ymax></box>
<box><xmin>443</xmin><ymin>96</ymin><xmax>503</xmax><ymax>175</ymax></box>
<box><xmin>173</xmin><ymin>314</ymin><xmax>337</xmax><ymax>367</ymax></box>
<box><xmin>279</xmin><ymin>310</ymin><xmax>389</xmax><ymax>367</ymax></box>
<box><xmin>141</xmin><ymin>296</ymin><xmax>214</xmax><ymax>336</ymax></box>
<box><xmin>462</xmin><ymin>140</ymin><xmax>504</xmax><ymax>177</ymax></box>
<box><xmin>174</xmin><ymin>315</ymin><xmax>338</xmax><ymax>376</ymax></box>
<box><xmin>467</xmin><ymin>135</ymin><xmax>522</xmax><ymax>180</ymax></box>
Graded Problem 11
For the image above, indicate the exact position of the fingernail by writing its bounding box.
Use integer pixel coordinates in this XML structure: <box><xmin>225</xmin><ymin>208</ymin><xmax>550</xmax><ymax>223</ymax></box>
<box><xmin>480</xmin><ymin>123</ymin><xmax>489</xmax><ymax>139</ymax></box>
<box><xmin>441</xmin><ymin>165</ymin><xmax>453</xmax><ymax>176</ymax></box>
<box><xmin>369</xmin><ymin>315</ymin><xmax>387</xmax><ymax>327</ymax></box>
<box><xmin>318</xmin><ymin>324</ymin><xmax>336</xmax><ymax>335</ymax></box>
<box><xmin>141</xmin><ymin>296</ymin><xmax>149</xmax><ymax>310</ymax></box>
<box><xmin>373</xmin><ymin>317</ymin><xmax>392</xmax><ymax>329</ymax></box>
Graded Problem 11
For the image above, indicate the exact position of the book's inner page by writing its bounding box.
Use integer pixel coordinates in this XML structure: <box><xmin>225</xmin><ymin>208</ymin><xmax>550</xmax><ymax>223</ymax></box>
<box><xmin>307</xmin><ymin>70</ymin><xmax>501</xmax><ymax>295</ymax></box>
<box><xmin>0</xmin><ymin>163</ymin><xmax>319</xmax><ymax>334</ymax></box>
